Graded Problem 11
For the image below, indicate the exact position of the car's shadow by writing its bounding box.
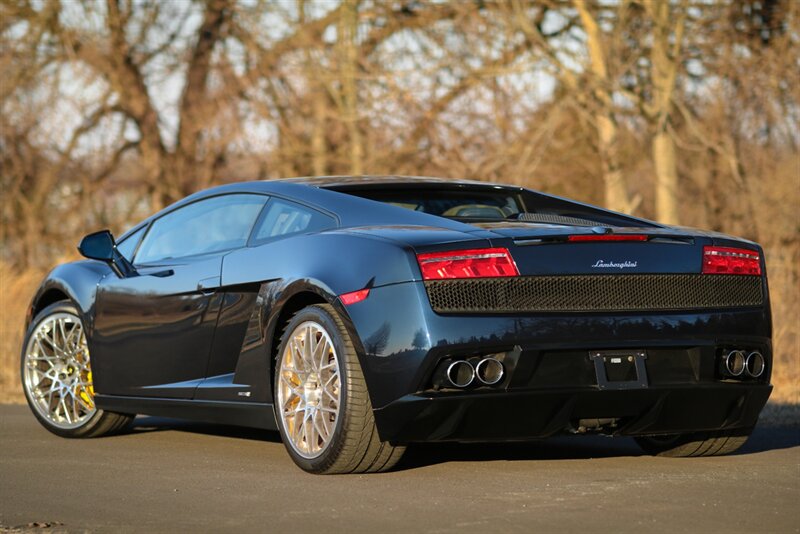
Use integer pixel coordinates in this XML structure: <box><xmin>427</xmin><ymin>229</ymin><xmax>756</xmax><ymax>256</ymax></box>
<box><xmin>124</xmin><ymin>414</ymin><xmax>799</xmax><ymax>470</ymax></box>
<box><xmin>397</xmin><ymin>424</ymin><xmax>799</xmax><ymax>470</ymax></box>
<box><xmin>128</xmin><ymin>416</ymin><xmax>283</xmax><ymax>444</ymax></box>
<box><xmin>399</xmin><ymin>435</ymin><xmax>645</xmax><ymax>469</ymax></box>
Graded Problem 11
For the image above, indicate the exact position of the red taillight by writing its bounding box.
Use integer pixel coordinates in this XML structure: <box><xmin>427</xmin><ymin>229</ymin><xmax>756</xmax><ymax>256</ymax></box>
<box><xmin>567</xmin><ymin>234</ymin><xmax>648</xmax><ymax>242</ymax></box>
<box><xmin>340</xmin><ymin>288</ymin><xmax>370</xmax><ymax>305</ymax></box>
<box><xmin>416</xmin><ymin>248</ymin><xmax>519</xmax><ymax>280</ymax></box>
<box><xmin>702</xmin><ymin>246</ymin><xmax>761</xmax><ymax>275</ymax></box>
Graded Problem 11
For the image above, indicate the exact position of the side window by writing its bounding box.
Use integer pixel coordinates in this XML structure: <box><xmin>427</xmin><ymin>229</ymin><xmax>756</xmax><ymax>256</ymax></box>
<box><xmin>135</xmin><ymin>194</ymin><xmax>267</xmax><ymax>264</ymax></box>
<box><xmin>115</xmin><ymin>225</ymin><xmax>147</xmax><ymax>261</ymax></box>
<box><xmin>251</xmin><ymin>199</ymin><xmax>334</xmax><ymax>244</ymax></box>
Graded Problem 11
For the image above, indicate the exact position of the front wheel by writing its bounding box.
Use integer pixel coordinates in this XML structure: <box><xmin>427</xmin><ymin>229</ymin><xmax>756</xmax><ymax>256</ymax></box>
<box><xmin>274</xmin><ymin>303</ymin><xmax>404</xmax><ymax>474</ymax></box>
<box><xmin>21</xmin><ymin>301</ymin><xmax>134</xmax><ymax>438</ymax></box>
<box><xmin>635</xmin><ymin>428</ymin><xmax>752</xmax><ymax>457</ymax></box>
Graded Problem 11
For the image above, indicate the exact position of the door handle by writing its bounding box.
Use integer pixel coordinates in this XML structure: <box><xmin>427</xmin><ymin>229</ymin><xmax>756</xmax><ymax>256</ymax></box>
<box><xmin>197</xmin><ymin>276</ymin><xmax>221</xmax><ymax>294</ymax></box>
<box><xmin>149</xmin><ymin>269</ymin><xmax>174</xmax><ymax>278</ymax></box>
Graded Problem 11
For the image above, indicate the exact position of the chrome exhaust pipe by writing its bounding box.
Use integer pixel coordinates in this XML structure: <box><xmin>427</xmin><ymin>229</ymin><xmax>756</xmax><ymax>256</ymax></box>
<box><xmin>724</xmin><ymin>350</ymin><xmax>746</xmax><ymax>377</ymax></box>
<box><xmin>745</xmin><ymin>351</ymin><xmax>765</xmax><ymax>378</ymax></box>
<box><xmin>475</xmin><ymin>358</ymin><xmax>504</xmax><ymax>386</ymax></box>
<box><xmin>446</xmin><ymin>360</ymin><xmax>475</xmax><ymax>388</ymax></box>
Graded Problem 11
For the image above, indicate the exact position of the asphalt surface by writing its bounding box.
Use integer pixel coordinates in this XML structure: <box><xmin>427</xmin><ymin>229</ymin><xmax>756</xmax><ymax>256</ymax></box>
<box><xmin>1</xmin><ymin>404</ymin><xmax>798</xmax><ymax>533</ymax></box>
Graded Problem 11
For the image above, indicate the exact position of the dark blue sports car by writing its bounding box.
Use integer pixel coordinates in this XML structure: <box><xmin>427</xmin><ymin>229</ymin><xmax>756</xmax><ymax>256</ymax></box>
<box><xmin>21</xmin><ymin>176</ymin><xmax>772</xmax><ymax>473</ymax></box>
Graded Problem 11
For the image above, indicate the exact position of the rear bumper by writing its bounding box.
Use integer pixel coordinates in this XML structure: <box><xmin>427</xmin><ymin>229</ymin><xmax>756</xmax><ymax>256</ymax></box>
<box><xmin>374</xmin><ymin>383</ymin><xmax>772</xmax><ymax>443</ymax></box>
<box><xmin>345</xmin><ymin>281</ymin><xmax>773</xmax><ymax>408</ymax></box>
<box><xmin>343</xmin><ymin>280</ymin><xmax>773</xmax><ymax>443</ymax></box>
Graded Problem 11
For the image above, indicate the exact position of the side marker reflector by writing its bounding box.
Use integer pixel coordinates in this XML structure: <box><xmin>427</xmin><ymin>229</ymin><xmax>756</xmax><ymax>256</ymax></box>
<box><xmin>340</xmin><ymin>288</ymin><xmax>370</xmax><ymax>306</ymax></box>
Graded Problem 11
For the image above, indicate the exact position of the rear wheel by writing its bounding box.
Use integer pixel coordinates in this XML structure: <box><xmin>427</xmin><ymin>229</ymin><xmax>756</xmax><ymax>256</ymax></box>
<box><xmin>635</xmin><ymin>428</ymin><xmax>752</xmax><ymax>457</ymax></box>
<box><xmin>274</xmin><ymin>303</ymin><xmax>405</xmax><ymax>474</ymax></box>
<box><xmin>21</xmin><ymin>301</ymin><xmax>134</xmax><ymax>438</ymax></box>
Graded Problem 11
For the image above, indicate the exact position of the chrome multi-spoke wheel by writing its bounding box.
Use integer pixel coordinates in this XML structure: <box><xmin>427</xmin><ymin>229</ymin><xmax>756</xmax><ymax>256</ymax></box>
<box><xmin>23</xmin><ymin>311</ymin><xmax>96</xmax><ymax>429</ymax></box>
<box><xmin>21</xmin><ymin>301</ymin><xmax>134</xmax><ymax>438</ymax></box>
<box><xmin>274</xmin><ymin>304</ymin><xmax>405</xmax><ymax>474</ymax></box>
<box><xmin>277</xmin><ymin>320</ymin><xmax>341</xmax><ymax>459</ymax></box>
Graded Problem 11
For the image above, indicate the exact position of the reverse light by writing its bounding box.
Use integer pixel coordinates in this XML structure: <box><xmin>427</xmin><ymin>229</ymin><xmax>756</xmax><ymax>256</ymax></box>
<box><xmin>417</xmin><ymin>248</ymin><xmax>519</xmax><ymax>280</ymax></box>
<box><xmin>567</xmin><ymin>234</ymin><xmax>648</xmax><ymax>242</ymax></box>
<box><xmin>340</xmin><ymin>288</ymin><xmax>370</xmax><ymax>305</ymax></box>
<box><xmin>702</xmin><ymin>246</ymin><xmax>761</xmax><ymax>275</ymax></box>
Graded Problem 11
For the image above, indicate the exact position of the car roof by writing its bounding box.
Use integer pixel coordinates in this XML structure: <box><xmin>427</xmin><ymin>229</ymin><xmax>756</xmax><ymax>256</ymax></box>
<box><xmin>173</xmin><ymin>176</ymin><xmax>521</xmax><ymax>205</ymax></box>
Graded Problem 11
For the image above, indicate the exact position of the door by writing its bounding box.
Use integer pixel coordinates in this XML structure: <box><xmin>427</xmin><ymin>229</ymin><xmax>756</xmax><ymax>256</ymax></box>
<box><xmin>90</xmin><ymin>194</ymin><xmax>268</xmax><ymax>398</ymax></box>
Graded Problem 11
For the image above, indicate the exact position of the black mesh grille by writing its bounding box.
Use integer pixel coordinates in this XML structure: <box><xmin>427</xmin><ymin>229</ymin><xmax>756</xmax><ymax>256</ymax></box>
<box><xmin>424</xmin><ymin>274</ymin><xmax>763</xmax><ymax>313</ymax></box>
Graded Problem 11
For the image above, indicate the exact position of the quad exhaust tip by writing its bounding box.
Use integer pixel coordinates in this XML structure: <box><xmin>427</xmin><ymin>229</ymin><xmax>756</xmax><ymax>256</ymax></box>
<box><xmin>444</xmin><ymin>357</ymin><xmax>506</xmax><ymax>388</ymax></box>
<box><xmin>724</xmin><ymin>350</ymin><xmax>746</xmax><ymax>377</ymax></box>
<box><xmin>723</xmin><ymin>349</ymin><xmax>765</xmax><ymax>378</ymax></box>
<box><xmin>446</xmin><ymin>360</ymin><xmax>475</xmax><ymax>388</ymax></box>
<box><xmin>746</xmin><ymin>351</ymin><xmax>765</xmax><ymax>378</ymax></box>
<box><xmin>475</xmin><ymin>358</ymin><xmax>504</xmax><ymax>385</ymax></box>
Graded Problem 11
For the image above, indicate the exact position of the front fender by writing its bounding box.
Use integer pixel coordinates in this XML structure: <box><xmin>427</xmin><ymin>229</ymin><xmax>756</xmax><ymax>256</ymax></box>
<box><xmin>26</xmin><ymin>260</ymin><xmax>110</xmax><ymax>332</ymax></box>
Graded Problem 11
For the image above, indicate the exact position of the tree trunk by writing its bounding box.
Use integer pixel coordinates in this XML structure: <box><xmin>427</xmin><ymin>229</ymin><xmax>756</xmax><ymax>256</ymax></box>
<box><xmin>311</xmin><ymin>92</ymin><xmax>328</xmax><ymax>176</ymax></box>
<box><xmin>645</xmin><ymin>0</ymin><xmax>686</xmax><ymax>224</ymax></box>
<box><xmin>339</xmin><ymin>0</ymin><xmax>362</xmax><ymax>175</ymax></box>
<box><xmin>653</xmin><ymin>129</ymin><xmax>680</xmax><ymax>225</ymax></box>
<box><xmin>597</xmin><ymin>114</ymin><xmax>631</xmax><ymax>214</ymax></box>
<box><xmin>574</xmin><ymin>0</ymin><xmax>633</xmax><ymax>214</ymax></box>
<box><xmin>104</xmin><ymin>0</ymin><xmax>169</xmax><ymax>209</ymax></box>
<box><xmin>172</xmin><ymin>0</ymin><xmax>231</xmax><ymax>198</ymax></box>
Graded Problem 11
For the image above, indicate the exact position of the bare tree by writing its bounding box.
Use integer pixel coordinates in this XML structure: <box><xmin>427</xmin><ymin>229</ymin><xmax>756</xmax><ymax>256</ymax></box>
<box><xmin>616</xmin><ymin>0</ymin><xmax>689</xmax><ymax>225</ymax></box>
<box><xmin>509</xmin><ymin>0</ymin><xmax>638</xmax><ymax>214</ymax></box>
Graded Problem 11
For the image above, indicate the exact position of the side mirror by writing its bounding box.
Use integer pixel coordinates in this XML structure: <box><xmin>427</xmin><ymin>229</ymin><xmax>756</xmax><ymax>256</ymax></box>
<box><xmin>78</xmin><ymin>230</ymin><xmax>116</xmax><ymax>261</ymax></box>
<box><xmin>78</xmin><ymin>230</ymin><xmax>137</xmax><ymax>278</ymax></box>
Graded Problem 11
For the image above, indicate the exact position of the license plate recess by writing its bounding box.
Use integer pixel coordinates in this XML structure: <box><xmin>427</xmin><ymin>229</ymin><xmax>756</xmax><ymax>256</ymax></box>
<box><xmin>590</xmin><ymin>350</ymin><xmax>648</xmax><ymax>389</ymax></box>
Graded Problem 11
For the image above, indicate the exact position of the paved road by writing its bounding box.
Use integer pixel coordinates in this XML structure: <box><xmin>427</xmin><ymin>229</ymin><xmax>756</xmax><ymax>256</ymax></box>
<box><xmin>1</xmin><ymin>404</ymin><xmax>798</xmax><ymax>533</ymax></box>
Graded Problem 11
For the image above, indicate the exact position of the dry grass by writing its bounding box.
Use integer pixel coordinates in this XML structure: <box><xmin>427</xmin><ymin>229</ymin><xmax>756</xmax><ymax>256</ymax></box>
<box><xmin>753</xmin><ymin>154</ymin><xmax>800</xmax><ymax>404</ymax></box>
<box><xmin>0</xmin><ymin>261</ymin><xmax>44</xmax><ymax>403</ymax></box>
<box><xmin>1</xmin><ymin>251</ymin><xmax>797</xmax><ymax>407</ymax></box>
<box><xmin>764</xmin><ymin>248</ymin><xmax>800</xmax><ymax>404</ymax></box>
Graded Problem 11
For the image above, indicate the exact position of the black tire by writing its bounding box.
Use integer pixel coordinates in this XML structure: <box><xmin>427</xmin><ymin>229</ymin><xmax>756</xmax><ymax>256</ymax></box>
<box><xmin>21</xmin><ymin>301</ymin><xmax>135</xmax><ymax>438</ymax></box>
<box><xmin>274</xmin><ymin>303</ymin><xmax>405</xmax><ymax>474</ymax></box>
<box><xmin>635</xmin><ymin>428</ymin><xmax>752</xmax><ymax>457</ymax></box>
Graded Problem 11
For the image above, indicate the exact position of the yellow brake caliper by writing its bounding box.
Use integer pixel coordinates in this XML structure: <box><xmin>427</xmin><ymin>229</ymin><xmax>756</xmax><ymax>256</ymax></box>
<box><xmin>79</xmin><ymin>371</ymin><xmax>95</xmax><ymax>408</ymax></box>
